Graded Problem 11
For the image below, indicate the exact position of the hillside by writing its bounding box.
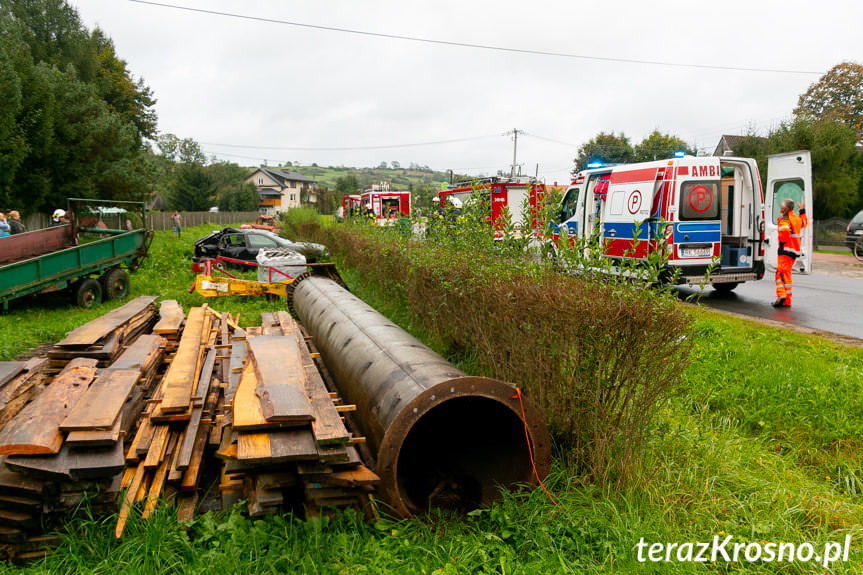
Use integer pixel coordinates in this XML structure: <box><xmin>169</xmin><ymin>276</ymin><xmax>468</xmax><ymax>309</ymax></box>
<box><xmin>272</xmin><ymin>164</ymin><xmax>471</xmax><ymax>192</ymax></box>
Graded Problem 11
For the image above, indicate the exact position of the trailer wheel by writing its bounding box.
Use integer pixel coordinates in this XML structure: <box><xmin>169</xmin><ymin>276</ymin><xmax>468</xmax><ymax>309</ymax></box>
<box><xmin>101</xmin><ymin>268</ymin><xmax>130</xmax><ymax>300</ymax></box>
<box><xmin>712</xmin><ymin>282</ymin><xmax>739</xmax><ymax>294</ymax></box>
<box><xmin>74</xmin><ymin>278</ymin><xmax>102</xmax><ymax>309</ymax></box>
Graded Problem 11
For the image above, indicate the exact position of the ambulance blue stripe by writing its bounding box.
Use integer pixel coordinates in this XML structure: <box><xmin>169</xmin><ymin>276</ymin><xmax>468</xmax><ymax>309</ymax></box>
<box><xmin>603</xmin><ymin>222</ymin><xmax>650</xmax><ymax>240</ymax></box>
<box><xmin>673</xmin><ymin>221</ymin><xmax>720</xmax><ymax>243</ymax></box>
<box><xmin>602</xmin><ymin>221</ymin><xmax>667</xmax><ymax>240</ymax></box>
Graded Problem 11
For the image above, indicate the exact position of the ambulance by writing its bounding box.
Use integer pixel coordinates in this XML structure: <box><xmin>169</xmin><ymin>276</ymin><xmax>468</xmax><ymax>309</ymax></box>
<box><xmin>554</xmin><ymin>152</ymin><xmax>812</xmax><ymax>290</ymax></box>
<box><xmin>438</xmin><ymin>176</ymin><xmax>547</xmax><ymax>236</ymax></box>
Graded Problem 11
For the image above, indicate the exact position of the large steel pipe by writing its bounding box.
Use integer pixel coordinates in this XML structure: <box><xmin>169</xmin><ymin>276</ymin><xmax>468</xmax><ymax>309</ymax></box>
<box><xmin>289</xmin><ymin>275</ymin><xmax>551</xmax><ymax>517</ymax></box>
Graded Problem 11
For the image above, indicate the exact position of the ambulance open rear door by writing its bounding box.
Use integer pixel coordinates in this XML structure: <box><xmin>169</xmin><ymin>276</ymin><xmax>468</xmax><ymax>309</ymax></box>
<box><xmin>764</xmin><ymin>151</ymin><xmax>813</xmax><ymax>273</ymax></box>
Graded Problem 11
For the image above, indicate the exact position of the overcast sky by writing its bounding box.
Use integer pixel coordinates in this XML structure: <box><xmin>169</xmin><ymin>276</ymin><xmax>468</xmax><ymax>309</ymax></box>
<box><xmin>69</xmin><ymin>0</ymin><xmax>861</xmax><ymax>183</ymax></box>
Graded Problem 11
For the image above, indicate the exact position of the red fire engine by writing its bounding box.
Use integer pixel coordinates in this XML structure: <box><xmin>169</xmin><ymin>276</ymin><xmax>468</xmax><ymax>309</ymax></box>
<box><xmin>360</xmin><ymin>183</ymin><xmax>411</xmax><ymax>223</ymax></box>
<box><xmin>437</xmin><ymin>176</ymin><xmax>547</xmax><ymax>236</ymax></box>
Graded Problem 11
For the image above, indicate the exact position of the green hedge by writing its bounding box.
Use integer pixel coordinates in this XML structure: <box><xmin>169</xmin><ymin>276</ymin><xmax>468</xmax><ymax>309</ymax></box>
<box><xmin>299</xmin><ymin>218</ymin><xmax>693</xmax><ymax>487</ymax></box>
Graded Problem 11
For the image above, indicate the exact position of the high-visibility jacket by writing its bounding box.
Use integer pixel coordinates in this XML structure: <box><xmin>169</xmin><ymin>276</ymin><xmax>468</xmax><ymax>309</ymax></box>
<box><xmin>777</xmin><ymin>209</ymin><xmax>807</xmax><ymax>259</ymax></box>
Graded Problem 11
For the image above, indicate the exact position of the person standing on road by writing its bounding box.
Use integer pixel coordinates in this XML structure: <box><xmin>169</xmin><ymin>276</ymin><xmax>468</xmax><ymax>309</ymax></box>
<box><xmin>171</xmin><ymin>210</ymin><xmax>183</xmax><ymax>238</ymax></box>
<box><xmin>773</xmin><ymin>199</ymin><xmax>807</xmax><ymax>308</ymax></box>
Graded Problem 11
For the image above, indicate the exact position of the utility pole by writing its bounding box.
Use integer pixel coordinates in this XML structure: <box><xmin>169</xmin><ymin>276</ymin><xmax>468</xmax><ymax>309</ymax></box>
<box><xmin>505</xmin><ymin>128</ymin><xmax>521</xmax><ymax>178</ymax></box>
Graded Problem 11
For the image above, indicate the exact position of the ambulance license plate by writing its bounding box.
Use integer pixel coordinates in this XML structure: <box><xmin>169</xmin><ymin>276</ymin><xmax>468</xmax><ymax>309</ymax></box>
<box><xmin>681</xmin><ymin>246</ymin><xmax>712</xmax><ymax>257</ymax></box>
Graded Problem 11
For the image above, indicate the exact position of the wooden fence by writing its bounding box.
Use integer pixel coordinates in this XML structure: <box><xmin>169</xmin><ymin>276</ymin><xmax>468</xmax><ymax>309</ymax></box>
<box><xmin>20</xmin><ymin>211</ymin><xmax>261</xmax><ymax>233</ymax></box>
<box><xmin>145</xmin><ymin>211</ymin><xmax>260</xmax><ymax>231</ymax></box>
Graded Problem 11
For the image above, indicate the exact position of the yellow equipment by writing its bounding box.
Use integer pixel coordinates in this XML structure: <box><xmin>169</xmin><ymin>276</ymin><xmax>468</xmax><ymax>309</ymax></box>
<box><xmin>194</xmin><ymin>274</ymin><xmax>292</xmax><ymax>298</ymax></box>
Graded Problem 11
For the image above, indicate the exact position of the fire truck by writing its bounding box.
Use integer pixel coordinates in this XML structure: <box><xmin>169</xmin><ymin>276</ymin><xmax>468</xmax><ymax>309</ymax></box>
<box><xmin>360</xmin><ymin>183</ymin><xmax>411</xmax><ymax>223</ymax></box>
<box><xmin>553</xmin><ymin>152</ymin><xmax>812</xmax><ymax>290</ymax></box>
<box><xmin>437</xmin><ymin>176</ymin><xmax>547</xmax><ymax>236</ymax></box>
<box><xmin>341</xmin><ymin>194</ymin><xmax>363</xmax><ymax>219</ymax></box>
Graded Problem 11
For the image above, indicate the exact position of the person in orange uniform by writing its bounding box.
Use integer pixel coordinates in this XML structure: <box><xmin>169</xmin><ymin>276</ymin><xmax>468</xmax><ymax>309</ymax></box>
<box><xmin>773</xmin><ymin>199</ymin><xmax>807</xmax><ymax>307</ymax></box>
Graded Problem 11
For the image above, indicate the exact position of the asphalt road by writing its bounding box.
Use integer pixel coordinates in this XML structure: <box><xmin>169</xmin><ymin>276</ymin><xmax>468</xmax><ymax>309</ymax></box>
<box><xmin>674</xmin><ymin>254</ymin><xmax>863</xmax><ymax>341</ymax></box>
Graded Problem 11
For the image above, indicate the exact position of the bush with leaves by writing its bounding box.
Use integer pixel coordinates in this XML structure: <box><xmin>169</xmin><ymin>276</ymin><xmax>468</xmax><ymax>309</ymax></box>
<box><xmin>293</xmin><ymin>193</ymin><xmax>692</xmax><ymax>487</ymax></box>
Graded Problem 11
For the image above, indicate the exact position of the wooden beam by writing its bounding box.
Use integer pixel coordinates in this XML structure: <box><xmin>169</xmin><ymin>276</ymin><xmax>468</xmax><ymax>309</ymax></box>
<box><xmin>57</xmin><ymin>296</ymin><xmax>157</xmax><ymax>347</ymax></box>
<box><xmin>64</xmin><ymin>417</ymin><xmax>122</xmax><ymax>447</ymax></box>
<box><xmin>152</xmin><ymin>299</ymin><xmax>185</xmax><ymax>335</ymax></box>
<box><xmin>179</xmin><ymin>419</ymin><xmax>211</xmax><ymax>492</ymax></box>
<box><xmin>237</xmin><ymin>428</ymin><xmax>318</xmax><ymax>464</ymax></box>
<box><xmin>115</xmin><ymin>463</ymin><xmax>146</xmax><ymax>538</ymax></box>
<box><xmin>0</xmin><ymin>358</ymin><xmax>98</xmax><ymax>456</ymax></box>
<box><xmin>60</xmin><ymin>368</ymin><xmax>140</xmax><ymax>432</ymax></box>
<box><xmin>143</xmin><ymin>424</ymin><xmax>169</xmax><ymax>470</ymax></box>
<box><xmin>109</xmin><ymin>334</ymin><xmax>164</xmax><ymax>372</ymax></box>
<box><xmin>159</xmin><ymin>307</ymin><xmax>206</xmax><ymax>414</ymax></box>
<box><xmin>0</xmin><ymin>358</ymin><xmax>48</xmax><ymax>430</ymax></box>
<box><xmin>247</xmin><ymin>335</ymin><xmax>312</xmax><ymax>423</ymax></box>
<box><xmin>174</xmin><ymin>348</ymin><xmax>216</xmax><ymax>471</ymax></box>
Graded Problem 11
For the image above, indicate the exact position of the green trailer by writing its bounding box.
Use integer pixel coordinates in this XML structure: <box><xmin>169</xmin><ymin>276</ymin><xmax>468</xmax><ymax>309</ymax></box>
<box><xmin>0</xmin><ymin>199</ymin><xmax>152</xmax><ymax>310</ymax></box>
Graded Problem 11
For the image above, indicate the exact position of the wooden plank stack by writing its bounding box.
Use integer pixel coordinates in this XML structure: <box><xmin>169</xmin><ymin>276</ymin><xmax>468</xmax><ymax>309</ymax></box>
<box><xmin>151</xmin><ymin>299</ymin><xmax>185</xmax><ymax>352</ymax></box>
<box><xmin>214</xmin><ymin>311</ymin><xmax>378</xmax><ymax>519</ymax></box>
<box><xmin>0</xmin><ymin>329</ymin><xmax>165</xmax><ymax>558</ymax></box>
<box><xmin>0</xmin><ymin>300</ymin><xmax>380</xmax><ymax>560</ymax></box>
<box><xmin>47</xmin><ymin>296</ymin><xmax>158</xmax><ymax>368</ymax></box>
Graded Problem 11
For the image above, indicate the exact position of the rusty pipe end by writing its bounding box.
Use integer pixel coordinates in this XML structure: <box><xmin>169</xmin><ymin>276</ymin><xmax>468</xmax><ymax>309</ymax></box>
<box><xmin>375</xmin><ymin>376</ymin><xmax>551</xmax><ymax>517</ymax></box>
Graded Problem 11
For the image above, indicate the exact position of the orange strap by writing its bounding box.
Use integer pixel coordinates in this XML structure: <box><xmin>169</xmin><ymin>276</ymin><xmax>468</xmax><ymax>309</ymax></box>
<box><xmin>512</xmin><ymin>387</ymin><xmax>566</xmax><ymax>514</ymax></box>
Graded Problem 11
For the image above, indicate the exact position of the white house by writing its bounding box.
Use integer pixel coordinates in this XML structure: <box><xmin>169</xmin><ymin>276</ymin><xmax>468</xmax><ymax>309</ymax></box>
<box><xmin>244</xmin><ymin>167</ymin><xmax>317</xmax><ymax>215</ymax></box>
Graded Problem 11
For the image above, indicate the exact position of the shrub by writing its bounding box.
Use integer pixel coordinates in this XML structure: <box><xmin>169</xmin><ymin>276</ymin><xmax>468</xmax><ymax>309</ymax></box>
<box><xmin>304</xmin><ymin>218</ymin><xmax>693</xmax><ymax>487</ymax></box>
<box><xmin>279</xmin><ymin>207</ymin><xmax>322</xmax><ymax>241</ymax></box>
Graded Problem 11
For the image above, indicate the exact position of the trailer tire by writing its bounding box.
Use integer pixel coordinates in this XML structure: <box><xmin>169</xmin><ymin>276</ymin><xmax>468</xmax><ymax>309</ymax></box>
<box><xmin>101</xmin><ymin>268</ymin><xmax>130</xmax><ymax>300</ymax></box>
<box><xmin>712</xmin><ymin>282</ymin><xmax>739</xmax><ymax>294</ymax></box>
<box><xmin>74</xmin><ymin>278</ymin><xmax>102</xmax><ymax>309</ymax></box>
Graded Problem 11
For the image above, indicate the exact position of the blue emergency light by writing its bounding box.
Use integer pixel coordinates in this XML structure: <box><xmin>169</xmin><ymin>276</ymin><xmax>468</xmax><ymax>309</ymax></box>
<box><xmin>586</xmin><ymin>162</ymin><xmax>604</xmax><ymax>168</ymax></box>
<box><xmin>674</xmin><ymin>150</ymin><xmax>686</xmax><ymax>158</ymax></box>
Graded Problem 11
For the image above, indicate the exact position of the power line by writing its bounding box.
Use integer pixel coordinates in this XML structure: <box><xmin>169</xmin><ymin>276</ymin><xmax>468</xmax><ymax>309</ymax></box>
<box><xmin>128</xmin><ymin>0</ymin><xmax>824</xmax><ymax>75</ymax></box>
<box><xmin>199</xmin><ymin>134</ymin><xmax>499</xmax><ymax>152</ymax></box>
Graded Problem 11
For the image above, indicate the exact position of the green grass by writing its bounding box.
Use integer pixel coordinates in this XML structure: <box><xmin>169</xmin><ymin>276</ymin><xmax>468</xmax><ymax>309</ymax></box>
<box><xmin>0</xmin><ymin>224</ymin><xmax>289</xmax><ymax>361</ymax></box>
<box><xmin>3</xmin><ymin>227</ymin><xmax>863</xmax><ymax>573</ymax></box>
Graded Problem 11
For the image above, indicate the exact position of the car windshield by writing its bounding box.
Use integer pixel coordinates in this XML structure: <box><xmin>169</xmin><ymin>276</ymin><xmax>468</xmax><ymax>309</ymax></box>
<box><xmin>852</xmin><ymin>210</ymin><xmax>863</xmax><ymax>224</ymax></box>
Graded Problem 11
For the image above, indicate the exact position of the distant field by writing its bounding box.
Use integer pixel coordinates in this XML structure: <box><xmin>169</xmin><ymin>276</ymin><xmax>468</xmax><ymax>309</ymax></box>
<box><xmin>281</xmin><ymin>164</ymin><xmax>467</xmax><ymax>192</ymax></box>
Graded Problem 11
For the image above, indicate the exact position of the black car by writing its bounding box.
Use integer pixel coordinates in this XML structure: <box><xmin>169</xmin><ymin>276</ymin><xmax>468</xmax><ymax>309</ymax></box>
<box><xmin>846</xmin><ymin>209</ymin><xmax>863</xmax><ymax>252</ymax></box>
<box><xmin>193</xmin><ymin>227</ymin><xmax>327</xmax><ymax>265</ymax></box>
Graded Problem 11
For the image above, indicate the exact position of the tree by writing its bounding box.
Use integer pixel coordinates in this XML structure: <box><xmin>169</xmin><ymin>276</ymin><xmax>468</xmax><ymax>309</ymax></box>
<box><xmin>0</xmin><ymin>24</ymin><xmax>27</xmax><ymax>207</ymax></box>
<box><xmin>335</xmin><ymin>174</ymin><xmax>360</xmax><ymax>195</ymax></box>
<box><xmin>169</xmin><ymin>162</ymin><xmax>214</xmax><ymax>211</ymax></box>
<box><xmin>91</xmin><ymin>29</ymin><xmax>157</xmax><ymax>142</ymax></box>
<box><xmin>769</xmin><ymin>119</ymin><xmax>861</xmax><ymax>219</ymax></box>
<box><xmin>730</xmin><ymin>120</ymin><xmax>861</xmax><ymax>220</ymax></box>
<box><xmin>572</xmin><ymin>131</ymin><xmax>634</xmax><ymax>173</ymax></box>
<box><xmin>314</xmin><ymin>185</ymin><xmax>338</xmax><ymax>215</ymax></box>
<box><xmin>209</xmin><ymin>161</ymin><xmax>257</xmax><ymax>212</ymax></box>
<box><xmin>217</xmin><ymin>181</ymin><xmax>258</xmax><ymax>212</ymax></box>
<box><xmin>156</xmin><ymin>134</ymin><xmax>206</xmax><ymax>164</ymax></box>
<box><xmin>794</xmin><ymin>62</ymin><xmax>863</xmax><ymax>131</ymax></box>
<box><xmin>157</xmin><ymin>134</ymin><xmax>215</xmax><ymax>211</ymax></box>
<box><xmin>633</xmin><ymin>130</ymin><xmax>695</xmax><ymax>162</ymax></box>
<box><xmin>0</xmin><ymin>0</ymin><xmax>158</xmax><ymax>212</ymax></box>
